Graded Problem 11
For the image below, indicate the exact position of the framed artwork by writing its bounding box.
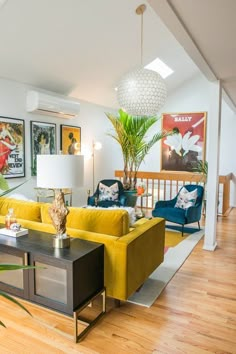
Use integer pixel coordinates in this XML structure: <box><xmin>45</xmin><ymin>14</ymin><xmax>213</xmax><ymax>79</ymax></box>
<box><xmin>60</xmin><ymin>124</ymin><xmax>81</xmax><ymax>155</ymax></box>
<box><xmin>161</xmin><ymin>112</ymin><xmax>207</xmax><ymax>172</ymax></box>
<box><xmin>0</xmin><ymin>116</ymin><xmax>25</xmax><ymax>178</ymax></box>
<box><xmin>30</xmin><ymin>121</ymin><xmax>56</xmax><ymax>176</ymax></box>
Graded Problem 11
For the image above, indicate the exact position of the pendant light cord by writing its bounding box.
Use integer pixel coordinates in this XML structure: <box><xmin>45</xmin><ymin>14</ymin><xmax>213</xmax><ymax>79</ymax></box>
<box><xmin>136</xmin><ymin>4</ymin><xmax>146</xmax><ymax>66</ymax></box>
<box><xmin>141</xmin><ymin>11</ymin><xmax>143</xmax><ymax>66</ymax></box>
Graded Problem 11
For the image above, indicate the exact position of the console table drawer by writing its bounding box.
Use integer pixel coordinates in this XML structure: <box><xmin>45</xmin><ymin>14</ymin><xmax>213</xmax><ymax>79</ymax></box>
<box><xmin>28</xmin><ymin>245</ymin><xmax>104</xmax><ymax>315</ymax></box>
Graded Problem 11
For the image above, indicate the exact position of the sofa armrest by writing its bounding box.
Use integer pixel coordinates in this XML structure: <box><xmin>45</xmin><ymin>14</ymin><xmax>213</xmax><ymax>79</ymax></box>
<box><xmin>113</xmin><ymin>217</ymin><xmax>165</xmax><ymax>300</ymax></box>
<box><xmin>185</xmin><ymin>204</ymin><xmax>202</xmax><ymax>223</ymax></box>
<box><xmin>67</xmin><ymin>227</ymin><xmax>120</xmax><ymax>298</ymax></box>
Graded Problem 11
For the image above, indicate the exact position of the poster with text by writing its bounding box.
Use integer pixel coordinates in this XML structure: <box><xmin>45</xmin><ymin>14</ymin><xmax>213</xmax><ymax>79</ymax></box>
<box><xmin>0</xmin><ymin>117</ymin><xmax>25</xmax><ymax>178</ymax></box>
<box><xmin>161</xmin><ymin>112</ymin><xmax>207</xmax><ymax>172</ymax></box>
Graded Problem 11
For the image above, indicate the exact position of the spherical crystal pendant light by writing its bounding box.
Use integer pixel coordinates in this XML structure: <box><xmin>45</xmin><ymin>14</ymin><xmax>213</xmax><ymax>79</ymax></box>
<box><xmin>117</xmin><ymin>4</ymin><xmax>167</xmax><ymax>117</ymax></box>
<box><xmin>117</xmin><ymin>67</ymin><xmax>167</xmax><ymax>116</ymax></box>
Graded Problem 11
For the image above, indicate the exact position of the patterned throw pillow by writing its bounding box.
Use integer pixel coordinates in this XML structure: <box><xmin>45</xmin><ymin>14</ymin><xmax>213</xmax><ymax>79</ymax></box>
<box><xmin>175</xmin><ymin>187</ymin><xmax>198</xmax><ymax>209</ymax></box>
<box><xmin>98</xmin><ymin>182</ymin><xmax>119</xmax><ymax>201</ymax></box>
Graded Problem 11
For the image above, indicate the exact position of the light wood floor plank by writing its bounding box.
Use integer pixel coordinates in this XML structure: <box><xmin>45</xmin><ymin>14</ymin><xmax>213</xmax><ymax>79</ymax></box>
<box><xmin>0</xmin><ymin>209</ymin><xmax>236</xmax><ymax>353</ymax></box>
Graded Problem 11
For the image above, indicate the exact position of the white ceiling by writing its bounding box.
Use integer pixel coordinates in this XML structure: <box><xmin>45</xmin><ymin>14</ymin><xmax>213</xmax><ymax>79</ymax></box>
<box><xmin>0</xmin><ymin>0</ymin><xmax>235</xmax><ymax>111</ymax></box>
<box><xmin>149</xmin><ymin>0</ymin><xmax>236</xmax><ymax>111</ymax></box>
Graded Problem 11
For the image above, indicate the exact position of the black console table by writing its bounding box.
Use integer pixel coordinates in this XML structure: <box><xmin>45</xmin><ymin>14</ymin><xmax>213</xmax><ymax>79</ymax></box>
<box><xmin>0</xmin><ymin>229</ymin><xmax>105</xmax><ymax>342</ymax></box>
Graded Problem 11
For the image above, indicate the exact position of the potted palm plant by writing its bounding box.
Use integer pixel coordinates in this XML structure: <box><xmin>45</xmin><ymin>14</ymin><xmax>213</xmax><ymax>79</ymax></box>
<box><xmin>106</xmin><ymin>109</ymin><xmax>174</xmax><ymax>205</ymax></box>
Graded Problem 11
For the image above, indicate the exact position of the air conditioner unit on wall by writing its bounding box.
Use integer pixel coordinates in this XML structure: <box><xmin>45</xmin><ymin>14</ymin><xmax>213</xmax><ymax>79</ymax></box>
<box><xmin>26</xmin><ymin>90</ymin><xmax>80</xmax><ymax>119</ymax></box>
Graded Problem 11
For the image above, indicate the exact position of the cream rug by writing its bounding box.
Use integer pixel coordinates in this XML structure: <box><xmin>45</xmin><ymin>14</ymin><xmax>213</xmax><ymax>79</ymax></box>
<box><xmin>127</xmin><ymin>229</ymin><xmax>205</xmax><ymax>307</ymax></box>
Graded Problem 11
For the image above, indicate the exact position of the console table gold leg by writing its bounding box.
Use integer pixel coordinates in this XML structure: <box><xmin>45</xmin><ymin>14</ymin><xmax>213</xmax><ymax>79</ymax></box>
<box><xmin>73</xmin><ymin>288</ymin><xmax>106</xmax><ymax>343</ymax></box>
<box><xmin>74</xmin><ymin>311</ymin><xmax>78</xmax><ymax>343</ymax></box>
<box><xmin>102</xmin><ymin>288</ymin><xmax>106</xmax><ymax>313</ymax></box>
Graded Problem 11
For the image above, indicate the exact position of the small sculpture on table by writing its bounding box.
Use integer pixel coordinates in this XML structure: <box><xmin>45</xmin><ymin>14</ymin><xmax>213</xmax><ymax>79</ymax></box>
<box><xmin>49</xmin><ymin>191</ymin><xmax>70</xmax><ymax>248</ymax></box>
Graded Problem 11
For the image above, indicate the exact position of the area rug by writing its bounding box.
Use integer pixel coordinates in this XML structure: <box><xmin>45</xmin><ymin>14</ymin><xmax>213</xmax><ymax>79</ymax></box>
<box><xmin>166</xmin><ymin>223</ymin><xmax>202</xmax><ymax>235</ymax></box>
<box><xmin>127</xmin><ymin>228</ymin><xmax>205</xmax><ymax>307</ymax></box>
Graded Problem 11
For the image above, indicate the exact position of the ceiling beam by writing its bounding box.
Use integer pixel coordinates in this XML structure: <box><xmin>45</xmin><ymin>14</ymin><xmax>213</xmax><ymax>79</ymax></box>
<box><xmin>148</xmin><ymin>0</ymin><xmax>236</xmax><ymax>112</ymax></box>
<box><xmin>148</xmin><ymin>0</ymin><xmax>216</xmax><ymax>81</ymax></box>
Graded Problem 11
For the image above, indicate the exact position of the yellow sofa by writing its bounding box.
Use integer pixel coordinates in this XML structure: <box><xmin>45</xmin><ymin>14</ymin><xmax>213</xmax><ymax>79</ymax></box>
<box><xmin>0</xmin><ymin>197</ymin><xmax>165</xmax><ymax>301</ymax></box>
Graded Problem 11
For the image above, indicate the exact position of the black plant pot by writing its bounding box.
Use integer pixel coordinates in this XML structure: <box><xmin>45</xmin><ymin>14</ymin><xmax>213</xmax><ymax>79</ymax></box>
<box><xmin>124</xmin><ymin>190</ymin><xmax>138</xmax><ymax>207</ymax></box>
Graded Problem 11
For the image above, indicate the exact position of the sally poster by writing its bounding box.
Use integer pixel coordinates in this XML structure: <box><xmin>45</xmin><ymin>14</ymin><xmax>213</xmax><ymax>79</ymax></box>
<box><xmin>0</xmin><ymin>117</ymin><xmax>25</xmax><ymax>178</ymax></box>
<box><xmin>161</xmin><ymin>112</ymin><xmax>207</xmax><ymax>172</ymax></box>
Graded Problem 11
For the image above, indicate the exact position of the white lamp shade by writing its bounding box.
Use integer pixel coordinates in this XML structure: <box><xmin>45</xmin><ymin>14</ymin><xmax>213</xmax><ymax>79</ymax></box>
<box><xmin>37</xmin><ymin>155</ymin><xmax>84</xmax><ymax>189</ymax></box>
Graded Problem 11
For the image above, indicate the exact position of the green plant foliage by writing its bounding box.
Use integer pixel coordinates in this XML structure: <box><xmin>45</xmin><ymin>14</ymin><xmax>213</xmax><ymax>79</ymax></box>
<box><xmin>106</xmin><ymin>109</ymin><xmax>175</xmax><ymax>190</ymax></box>
<box><xmin>0</xmin><ymin>175</ymin><xmax>36</xmax><ymax>327</ymax></box>
<box><xmin>192</xmin><ymin>160</ymin><xmax>208</xmax><ymax>181</ymax></box>
<box><xmin>0</xmin><ymin>173</ymin><xmax>28</xmax><ymax>197</ymax></box>
<box><xmin>0</xmin><ymin>174</ymin><xmax>9</xmax><ymax>191</ymax></box>
<box><xmin>0</xmin><ymin>264</ymin><xmax>38</xmax><ymax>327</ymax></box>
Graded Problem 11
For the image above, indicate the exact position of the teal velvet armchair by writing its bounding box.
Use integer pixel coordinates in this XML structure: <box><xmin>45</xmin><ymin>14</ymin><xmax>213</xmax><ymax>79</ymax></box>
<box><xmin>87</xmin><ymin>179</ymin><xmax>127</xmax><ymax>208</ymax></box>
<box><xmin>152</xmin><ymin>184</ymin><xmax>204</xmax><ymax>236</ymax></box>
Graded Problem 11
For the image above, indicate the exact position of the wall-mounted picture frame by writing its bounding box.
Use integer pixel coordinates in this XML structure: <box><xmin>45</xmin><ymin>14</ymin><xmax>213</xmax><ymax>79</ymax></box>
<box><xmin>60</xmin><ymin>124</ymin><xmax>81</xmax><ymax>155</ymax></box>
<box><xmin>30</xmin><ymin>121</ymin><xmax>56</xmax><ymax>176</ymax></box>
<box><xmin>0</xmin><ymin>116</ymin><xmax>25</xmax><ymax>178</ymax></box>
<box><xmin>161</xmin><ymin>112</ymin><xmax>207</xmax><ymax>172</ymax></box>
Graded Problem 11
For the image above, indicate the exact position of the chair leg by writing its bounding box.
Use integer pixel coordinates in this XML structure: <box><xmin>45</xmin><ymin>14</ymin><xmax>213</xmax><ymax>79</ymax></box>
<box><xmin>198</xmin><ymin>221</ymin><xmax>200</xmax><ymax>230</ymax></box>
<box><xmin>182</xmin><ymin>225</ymin><xmax>184</xmax><ymax>237</ymax></box>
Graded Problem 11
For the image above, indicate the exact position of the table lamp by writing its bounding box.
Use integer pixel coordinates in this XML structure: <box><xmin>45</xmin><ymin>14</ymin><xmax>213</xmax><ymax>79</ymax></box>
<box><xmin>37</xmin><ymin>154</ymin><xmax>84</xmax><ymax>248</ymax></box>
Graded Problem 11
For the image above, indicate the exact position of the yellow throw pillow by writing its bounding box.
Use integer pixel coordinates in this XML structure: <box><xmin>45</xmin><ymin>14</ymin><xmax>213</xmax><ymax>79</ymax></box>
<box><xmin>67</xmin><ymin>208</ymin><xmax>129</xmax><ymax>237</ymax></box>
<box><xmin>0</xmin><ymin>198</ymin><xmax>42</xmax><ymax>222</ymax></box>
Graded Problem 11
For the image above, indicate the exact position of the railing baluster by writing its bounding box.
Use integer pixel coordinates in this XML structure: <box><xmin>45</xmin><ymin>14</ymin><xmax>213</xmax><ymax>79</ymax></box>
<box><xmin>114</xmin><ymin>171</ymin><xmax>232</xmax><ymax>216</ymax></box>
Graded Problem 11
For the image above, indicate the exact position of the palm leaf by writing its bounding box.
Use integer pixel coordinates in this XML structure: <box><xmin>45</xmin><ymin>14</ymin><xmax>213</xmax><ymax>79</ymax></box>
<box><xmin>192</xmin><ymin>160</ymin><xmax>208</xmax><ymax>177</ymax></box>
<box><xmin>0</xmin><ymin>172</ymin><xmax>30</xmax><ymax>198</ymax></box>
<box><xmin>0</xmin><ymin>174</ymin><xmax>9</xmax><ymax>191</ymax></box>
<box><xmin>0</xmin><ymin>180</ymin><xmax>28</xmax><ymax>197</ymax></box>
<box><xmin>0</xmin><ymin>264</ymin><xmax>43</xmax><ymax>327</ymax></box>
<box><xmin>0</xmin><ymin>291</ymin><xmax>32</xmax><ymax>320</ymax></box>
<box><xmin>0</xmin><ymin>264</ymin><xmax>37</xmax><ymax>271</ymax></box>
<box><xmin>0</xmin><ymin>320</ymin><xmax>6</xmax><ymax>327</ymax></box>
<box><xmin>106</xmin><ymin>109</ymin><xmax>176</xmax><ymax>189</ymax></box>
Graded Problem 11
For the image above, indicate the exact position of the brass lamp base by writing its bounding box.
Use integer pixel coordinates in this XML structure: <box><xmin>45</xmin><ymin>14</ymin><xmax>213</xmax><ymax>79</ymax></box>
<box><xmin>53</xmin><ymin>235</ymin><xmax>71</xmax><ymax>248</ymax></box>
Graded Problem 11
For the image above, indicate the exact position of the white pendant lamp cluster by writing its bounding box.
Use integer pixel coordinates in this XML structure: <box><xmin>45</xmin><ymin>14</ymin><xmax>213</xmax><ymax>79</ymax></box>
<box><xmin>117</xmin><ymin>4</ymin><xmax>167</xmax><ymax>117</ymax></box>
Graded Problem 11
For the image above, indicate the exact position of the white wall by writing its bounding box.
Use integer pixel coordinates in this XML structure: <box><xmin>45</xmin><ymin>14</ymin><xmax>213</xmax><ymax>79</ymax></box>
<box><xmin>1</xmin><ymin>74</ymin><xmax>236</xmax><ymax>206</ymax></box>
<box><xmin>0</xmin><ymin>77</ymin><xmax>121</xmax><ymax>205</ymax></box>
<box><xmin>142</xmin><ymin>73</ymin><xmax>236</xmax><ymax>206</ymax></box>
<box><xmin>162</xmin><ymin>74</ymin><xmax>236</xmax><ymax>179</ymax></box>
<box><xmin>220</xmin><ymin>99</ymin><xmax>236</xmax><ymax>206</ymax></box>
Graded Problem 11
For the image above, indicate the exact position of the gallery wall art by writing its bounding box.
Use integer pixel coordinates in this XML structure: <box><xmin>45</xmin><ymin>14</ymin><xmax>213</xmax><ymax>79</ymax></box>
<box><xmin>161</xmin><ymin>112</ymin><xmax>207</xmax><ymax>172</ymax></box>
<box><xmin>0</xmin><ymin>116</ymin><xmax>25</xmax><ymax>178</ymax></box>
<box><xmin>30</xmin><ymin>121</ymin><xmax>56</xmax><ymax>176</ymax></box>
<box><xmin>60</xmin><ymin>124</ymin><xmax>81</xmax><ymax>155</ymax></box>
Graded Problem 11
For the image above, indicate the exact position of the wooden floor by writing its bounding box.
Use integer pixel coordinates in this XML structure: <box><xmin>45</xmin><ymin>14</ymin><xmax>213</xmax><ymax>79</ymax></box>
<box><xmin>0</xmin><ymin>210</ymin><xmax>236</xmax><ymax>354</ymax></box>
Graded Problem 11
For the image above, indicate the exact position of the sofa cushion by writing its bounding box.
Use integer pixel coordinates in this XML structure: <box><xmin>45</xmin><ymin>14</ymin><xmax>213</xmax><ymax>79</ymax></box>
<box><xmin>98</xmin><ymin>182</ymin><xmax>119</xmax><ymax>201</ymax></box>
<box><xmin>67</xmin><ymin>208</ymin><xmax>129</xmax><ymax>237</ymax></box>
<box><xmin>175</xmin><ymin>187</ymin><xmax>197</xmax><ymax>209</ymax></box>
<box><xmin>41</xmin><ymin>204</ymin><xmax>130</xmax><ymax>237</ymax></box>
<box><xmin>40</xmin><ymin>203</ymin><xmax>52</xmax><ymax>224</ymax></box>
<box><xmin>0</xmin><ymin>198</ymin><xmax>42</xmax><ymax>222</ymax></box>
